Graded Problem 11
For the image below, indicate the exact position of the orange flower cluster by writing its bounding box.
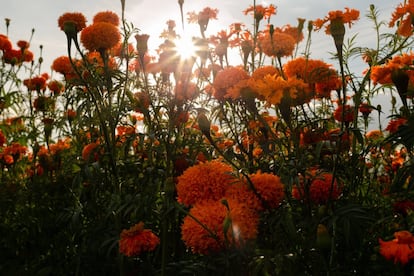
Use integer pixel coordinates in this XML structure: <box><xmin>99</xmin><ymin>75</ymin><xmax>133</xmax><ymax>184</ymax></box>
<box><xmin>212</xmin><ymin>66</ymin><xmax>250</xmax><ymax>100</ymax></box>
<box><xmin>292</xmin><ymin>170</ymin><xmax>342</xmax><ymax>205</ymax></box>
<box><xmin>284</xmin><ymin>57</ymin><xmax>341</xmax><ymax>99</ymax></box>
<box><xmin>178</xmin><ymin>161</ymin><xmax>285</xmax><ymax>254</ymax></box>
<box><xmin>81</xmin><ymin>22</ymin><xmax>121</xmax><ymax>52</ymax></box>
<box><xmin>371</xmin><ymin>53</ymin><xmax>414</xmax><ymax>86</ymax></box>
<box><xmin>379</xmin><ymin>230</ymin><xmax>414</xmax><ymax>265</ymax></box>
<box><xmin>389</xmin><ymin>0</ymin><xmax>414</xmax><ymax>37</ymax></box>
<box><xmin>23</xmin><ymin>73</ymin><xmax>49</xmax><ymax>92</ymax></box>
<box><xmin>0</xmin><ymin>34</ymin><xmax>34</xmax><ymax>65</ymax></box>
<box><xmin>119</xmin><ymin>222</ymin><xmax>160</xmax><ymax>257</ymax></box>
<box><xmin>0</xmin><ymin>142</ymin><xmax>27</xmax><ymax>166</ymax></box>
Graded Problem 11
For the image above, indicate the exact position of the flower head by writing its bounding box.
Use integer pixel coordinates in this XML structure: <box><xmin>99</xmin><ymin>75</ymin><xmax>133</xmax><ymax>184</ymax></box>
<box><xmin>260</xmin><ymin>30</ymin><xmax>296</xmax><ymax>58</ymax></box>
<box><xmin>80</xmin><ymin>22</ymin><xmax>121</xmax><ymax>52</ymax></box>
<box><xmin>176</xmin><ymin>160</ymin><xmax>234</xmax><ymax>206</ymax></box>
<box><xmin>293</xmin><ymin>170</ymin><xmax>342</xmax><ymax>205</ymax></box>
<box><xmin>212</xmin><ymin>66</ymin><xmax>250</xmax><ymax>100</ymax></box>
<box><xmin>243</xmin><ymin>4</ymin><xmax>276</xmax><ymax>23</ymax></box>
<box><xmin>58</xmin><ymin>12</ymin><xmax>87</xmax><ymax>35</ymax></box>
<box><xmin>389</xmin><ymin>0</ymin><xmax>414</xmax><ymax>36</ymax></box>
<box><xmin>313</xmin><ymin>7</ymin><xmax>360</xmax><ymax>34</ymax></box>
<box><xmin>333</xmin><ymin>104</ymin><xmax>355</xmax><ymax>123</ymax></box>
<box><xmin>181</xmin><ymin>199</ymin><xmax>259</xmax><ymax>255</ymax></box>
<box><xmin>119</xmin><ymin>222</ymin><xmax>160</xmax><ymax>257</ymax></box>
<box><xmin>93</xmin><ymin>11</ymin><xmax>120</xmax><ymax>26</ymax></box>
<box><xmin>379</xmin><ymin>230</ymin><xmax>414</xmax><ymax>265</ymax></box>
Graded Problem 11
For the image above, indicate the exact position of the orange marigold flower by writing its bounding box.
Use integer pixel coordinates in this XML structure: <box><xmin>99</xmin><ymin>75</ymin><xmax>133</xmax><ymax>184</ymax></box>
<box><xmin>333</xmin><ymin>104</ymin><xmax>355</xmax><ymax>123</ymax></box>
<box><xmin>119</xmin><ymin>222</ymin><xmax>160</xmax><ymax>257</ymax></box>
<box><xmin>260</xmin><ymin>30</ymin><xmax>295</xmax><ymax>58</ymax></box>
<box><xmin>212</xmin><ymin>66</ymin><xmax>250</xmax><ymax>100</ymax></box>
<box><xmin>23</xmin><ymin>75</ymin><xmax>48</xmax><ymax>91</ymax></box>
<box><xmin>80</xmin><ymin>22</ymin><xmax>121</xmax><ymax>52</ymax></box>
<box><xmin>370</xmin><ymin>53</ymin><xmax>414</xmax><ymax>86</ymax></box>
<box><xmin>389</xmin><ymin>0</ymin><xmax>414</xmax><ymax>37</ymax></box>
<box><xmin>0</xmin><ymin>34</ymin><xmax>12</xmax><ymax>51</ymax></box>
<box><xmin>252</xmin><ymin>65</ymin><xmax>280</xmax><ymax>80</ymax></box>
<box><xmin>52</xmin><ymin>56</ymin><xmax>74</xmax><ymax>76</ymax></box>
<box><xmin>93</xmin><ymin>11</ymin><xmax>120</xmax><ymax>26</ymax></box>
<box><xmin>58</xmin><ymin>12</ymin><xmax>87</xmax><ymax>33</ymax></box>
<box><xmin>379</xmin><ymin>230</ymin><xmax>414</xmax><ymax>265</ymax></box>
<box><xmin>243</xmin><ymin>4</ymin><xmax>276</xmax><ymax>22</ymax></box>
<box><xmin>313</xmin><ymin>7</ymin><xmax>360</xmax><ymax>34</ymax></box>
<box><xmin>293</xmin><ymin>171</ymin><xmax>342</xmax><ymax>205</ymax></box>
<box><xmin>249</xmin><ymin>172</ymin><xmax>285</xmax><ymax>209</ymax></box>
<box><xmin>47</xmin><ymin>80</ymin><xmax>65</xmax><ymax>94</ymax></box>
<box><xmin>226</xmin><ymin>172</ymin><xmax>285</xmax><ymax>211</ymax></box>
<box><xmin>176</xmin><ymin>160</ymin><xmax>234</xmax><ymax>206</ymax></box>
<box><xmin>181</xmin><ymin>199</ymin><xmax>259</xmax><ymax>255</ymax></box>
<box><xmin>82</xmin><ymin>142</ymin><xmax>100</xmax><ymax>162</ymax></box>
<box><xmin>187</xmin><ymin>7</ymin><xmax>218</xmax><ymax>32</ymax></box>
<box><xmin>385</xmin><ymin>117</ymin><xmax>408</xmax><ymax>133</ymax></box>
<box><xmin>17</xmin><ymin>40</ymin><xmax>29</xmax><ymax>50</ymax></box>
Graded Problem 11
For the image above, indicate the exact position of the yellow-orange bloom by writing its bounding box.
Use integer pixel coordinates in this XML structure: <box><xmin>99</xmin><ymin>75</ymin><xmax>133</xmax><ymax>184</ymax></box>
<box><xmin>379</xmin><ymin>230</ymin><xmax>414</xmax><ymax>265</ymax></box>
<box><xmin>176</xmin><ymin>160</ymin><xmax>234</xmax><ymax>206</ymax></box>
<box><xmin>119</xmin><ymin>222</ymin><xmax>160</xmax><ymax>257</ymax></box>
<box><xmin>80</xmin><ymin>22</ymin><xmax>121</xmax><ymax>52</ymax></box>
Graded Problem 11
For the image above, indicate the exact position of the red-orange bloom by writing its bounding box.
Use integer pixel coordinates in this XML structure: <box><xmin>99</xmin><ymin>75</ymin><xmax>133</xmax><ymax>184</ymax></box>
<box><xmin>23</xmin><ymin>75</ymin><xmax>48</xmax><ymax>91</ymax></box>
<box><xmin>181</xmin><ymin>200</ymin><xmax>259</xmax><ymax>255</ymax></box>
<box><xmin>379</xmin><ymin>230</ymin><xmax>414</xmax><ymax>265</ymax></box>
<box><xmin>212</xmin><ymin>66</ymin><xmax>250</xmax><ymax>100</ymax></box>
<box><xmin>389</xmin><ymin>0</ymin><xmax>414</xmax><ymax>37</ymax></box>
<box><xmin>52</xmin><ymin>56</ymin><xmax>74</xmax><ymax>76</ymax></box>
<box><xmin>58</xmin><ymin>12</ymin><xmax>87</xmax><ymax>33</ymax></box>
<box><xmin>80</xmin><ymin>22</ymin><xmax>121</xmax><ymax>52</ymax></box>
<box><xmin>82</xmin><ymin>142</ymin><xmax>100</xmax><ymax>161</ymax></box>
<box><xmin>176</xmin><ymin>160</ymin><xmax>234</xmax><ymax>206</ymax></box>
<box><xmin>292</xmin><ymin>170</ymin><xmax>342</xmax><ymax>205</ymax></box>
<box><xmin>333</xmin><ymin>104</ymin><xmax>355</xmax><ymax>123</ymax></box>
<box><xmin>385</xmin><ymin>117</ymin><xmax>408</xmax><ymax>133</ymax></box>
<box><xmin>119</xmin><ymin>222</ymin><xmax>160</xmax><ymax>257</ymax></box>
<box><xmin>93</xmin><ymin>11</ymin><xmax>120</xmax><ymax>26</ymax></box>
<box><xmin>313</xmin><ymin>7</ymin><xmax>360</xmax><ymax>34</ymax></box>
<box><xmin>226</xmin><ymin>172</ymin><xmax>285</xmax><ymax>211</ymax></box>
<box><xmin>0</xmin><ymin>34</ymin><xmax>12</xmax><ymax>51</ymax></box>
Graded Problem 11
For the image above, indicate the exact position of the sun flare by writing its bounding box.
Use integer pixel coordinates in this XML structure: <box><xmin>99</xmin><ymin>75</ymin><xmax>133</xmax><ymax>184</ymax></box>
<box><xmin>175</xmin><ymin>34</ymin><xmax>197</xmax><ymax>59</ymax></box>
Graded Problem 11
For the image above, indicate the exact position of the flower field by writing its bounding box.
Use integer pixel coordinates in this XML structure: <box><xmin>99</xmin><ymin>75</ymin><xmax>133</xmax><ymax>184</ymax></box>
<box><xmin>1</xmin><ymin>0</ymin><xmax>414</xmax><ymax>275</ymax></box>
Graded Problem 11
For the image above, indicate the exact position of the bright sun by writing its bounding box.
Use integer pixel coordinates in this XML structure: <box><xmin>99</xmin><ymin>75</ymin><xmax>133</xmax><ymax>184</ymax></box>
<box><xmin>175</xmin><ymin>34</ymin><xmax>197</xmax><ymax>60</ymax></box>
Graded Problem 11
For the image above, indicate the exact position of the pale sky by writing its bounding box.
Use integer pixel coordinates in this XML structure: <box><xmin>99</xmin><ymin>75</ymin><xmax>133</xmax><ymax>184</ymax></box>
<box><xmin>0</xmin><ymin>0</ymin><xmax>404</xmax><ymax>128</ymax></box>
<box><xmin>0</xmin><ymin>0</ymin><xmax>400</xmax><ymax>71</ymax></box>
